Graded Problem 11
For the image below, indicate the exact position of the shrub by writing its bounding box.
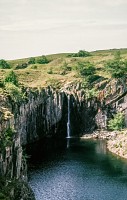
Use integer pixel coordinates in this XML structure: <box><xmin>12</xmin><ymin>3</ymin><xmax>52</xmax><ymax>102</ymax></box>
<box><xmin>76</xmin><ymin>62</ymin><xmax>96</xmax><ymax>77</ymax></box>
<box><xmin>0</xmin><ymin>81</ymin><xmax>4</xmax><ymax>88</ymax></box>
<box><xmin>114</xmin><ymin>50</ymin><xmax>121</xmax><ymax>61</ymax></box>
<box><xmin>59</xmin><ymin>62</ymin><xmax>72</xmax><ymax>75</ymax></box>
<box><xmin>5</xmin><ymin>127</ymin><xmax>14</xmax><ymax>138</ymax></box>
<box><xmin>0</xmin><ymin>127</ymin><xmax>15</xmax><ymax>151</ymax></box>
<box><xmin>37</xmin><ymin>55</ymin><xmax>49</xmax><ymax>64</ymax></box>
<box><xmin>4</xmin><ymin>71</ymin><xmax>18</xmax><ymax>86</ymax></box>
<box><xmin>5</xmin><ymin>83</ymin><xmax>23</xmax><ymax>102</ymax></box>
<box><xmin>61</xmin><ymin>62</ymin><xmax>71</xmax><ymax>71</ymax></box>
<box><xmin>86</xmin><ymin>75</ymin><xmax>101</xmax><ymax>84</ymax></box>
<box><xmin>31</xmin><ymin>65</ymin><xmax>37</xmax><ymax>69</ymax></box>
<box><xmin>72</xmin><ymin>50</ymin><xmax>91</xmax><ymax>57</ymax></box>
<box><xmin>104</xmin><ymin>59</ymin><xmax>127</xmax><ymax>78</ymax></box>
<box><xmin>4</xmin><ymin>127</ymin><xmax>15</xmax><ymax>146</ymax></box>
<box><xmin>47</xmin><ymin>67</ymin><xmax>53</xmax><ymax>74</ymax></box>
<box><xmin>28</xmin><ymin>57</ymin><xmax>35</xmax><ymax>64</ymax></box>
<box><xmin>85</xmin><ymin>88</ymin><xmax>99</xmax><ymax>99</ymax></box>
<box><xmin>15</xmin><ymin>63</ymin><xmax>28</xmax><ymax>69</ymax></box>
<box><xmin>81</xmin><ymin>79</ymin><xmax>89</xmax><ymax>89</ymax></box>
<box><xmin>108</xmin><ymin>112</ymin><xmax>124</xmax><ymax>131</ymax></box>
<box><xmin>0</xmin><ymin>59</ymin><xmax>10</xmax><ymax>69</ymax></box>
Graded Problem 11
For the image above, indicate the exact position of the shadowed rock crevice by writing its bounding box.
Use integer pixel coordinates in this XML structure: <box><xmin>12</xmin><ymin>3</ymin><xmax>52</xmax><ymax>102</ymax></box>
<box><xmin>15</xmin><ymin>87</ymin><xmax>99</xmax><ymax>143</ymax></box>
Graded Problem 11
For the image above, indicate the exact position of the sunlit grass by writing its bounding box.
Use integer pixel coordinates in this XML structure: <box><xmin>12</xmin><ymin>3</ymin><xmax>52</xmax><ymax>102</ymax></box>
<box><xmin>0</xmin><ymin>48</ymin><xmax>126</xmax><ymax>88</ymax></box>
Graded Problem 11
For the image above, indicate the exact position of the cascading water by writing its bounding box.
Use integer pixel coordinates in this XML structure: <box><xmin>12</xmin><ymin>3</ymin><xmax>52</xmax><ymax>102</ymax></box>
<box><xmin>67</xmin><ymin>95</ymin><xmax>71</xmax><ymax>138</ymax></box>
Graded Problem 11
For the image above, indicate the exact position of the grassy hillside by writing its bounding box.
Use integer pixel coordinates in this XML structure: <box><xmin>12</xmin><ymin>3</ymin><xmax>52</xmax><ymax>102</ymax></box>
<box><xmin>0</xmin><ymin>48</ymin><xmax>127</xmax><ymax>88</ymax></box>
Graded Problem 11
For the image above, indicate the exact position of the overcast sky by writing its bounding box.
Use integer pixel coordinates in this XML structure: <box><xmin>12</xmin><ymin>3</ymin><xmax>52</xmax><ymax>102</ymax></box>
<box><xmin>0</xmin><ymin>0</ymin><xmax>127</xmax><ymax>60</ymax></box>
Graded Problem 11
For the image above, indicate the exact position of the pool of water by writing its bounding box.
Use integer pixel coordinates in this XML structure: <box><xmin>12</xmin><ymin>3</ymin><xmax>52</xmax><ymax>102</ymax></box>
<box><xmin>28</xmin><ymin>138</ymin><xmax>127</xmax><ymax>200</ymax></box>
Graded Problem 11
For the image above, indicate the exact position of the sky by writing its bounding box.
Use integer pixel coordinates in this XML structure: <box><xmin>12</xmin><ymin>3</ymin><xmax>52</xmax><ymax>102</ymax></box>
<box><xmin>0</xmin><ymin>0</ymin><xmax>127</xmax><ymax>60</ymax></box>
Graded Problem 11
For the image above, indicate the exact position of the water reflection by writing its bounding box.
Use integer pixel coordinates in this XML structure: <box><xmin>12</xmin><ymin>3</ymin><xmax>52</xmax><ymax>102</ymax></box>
<box><xmin>28</xmin><ymin>138</ymin><xmax>127</xmax><ymax>200</ymax></box>
<box><xmin>67</xmin><ymin>138</ymin><xmax>70</xmax><ymax>148</ymax></box>
<box><xmin>95</xmin><ymin>140</ymin><xmax>107</xmax><ymax>154</ymax></box>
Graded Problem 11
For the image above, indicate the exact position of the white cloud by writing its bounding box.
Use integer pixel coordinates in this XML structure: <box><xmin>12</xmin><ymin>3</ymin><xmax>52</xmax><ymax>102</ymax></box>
<box><xmin>103</xmin><ymin>0</ymin><xmax>127</xmax><ymax>6</ymax></box>
<box><xmin>0</xmin><ymin>0</ymin><xmax>126</xmax><ymax>59</ymax></box>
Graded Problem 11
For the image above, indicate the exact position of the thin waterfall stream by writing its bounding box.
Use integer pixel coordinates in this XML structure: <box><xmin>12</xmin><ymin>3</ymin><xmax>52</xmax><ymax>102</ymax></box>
<box><xmin>67</xmin><ymin>95</ymin><xmax>71</xmax><ymax>138</ymax></box>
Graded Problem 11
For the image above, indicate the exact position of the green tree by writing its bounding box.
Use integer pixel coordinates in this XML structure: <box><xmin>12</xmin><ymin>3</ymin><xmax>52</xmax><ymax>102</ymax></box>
<box><xmin>4</xmin><ymin>71</ymin><xmax>18</xmax><ymax>86</ymax></box>
<box><xmin>0</xmin><ymin>59</ymin><xmax>10</xmax><ymax>69</ymax></box>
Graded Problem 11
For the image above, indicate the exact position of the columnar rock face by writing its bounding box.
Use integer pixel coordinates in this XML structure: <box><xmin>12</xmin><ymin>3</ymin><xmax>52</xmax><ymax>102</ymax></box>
<box><xmin>0</xmin><ymin>86</ymin><xmax>67</xmax><ymax>198</ymax></box>
<box><xmin>0</xmin><ymin>85</ymin><xmax>99</xmax><ymax>189</ymax></box>
<box><xmin>0</xmin><ymin>100</ymin><xmax>31</xmax><ymax>199</ymax></box>
<box><xmin>95</xmin><ymin>78</ymin><xmax>127</xmax><ymax>129</ymax></box>
<box><xmin>13</xmin><ymin>87</ymin><xmax>65</xmax><ymax>145</ymax></box>
<box><xmin>0</xmin><ymin>102</ymin><xmax>25</xmax><ymax>180</ymax></box>
<box><xmin>63</xmin><ymin>95</ymin><xmax>98</xmax><ymax>134</ymax></box>
<box><xmin>7</xmin><ymin>85</ymin><xmax>99</xmax><ymax>145</ymax></box>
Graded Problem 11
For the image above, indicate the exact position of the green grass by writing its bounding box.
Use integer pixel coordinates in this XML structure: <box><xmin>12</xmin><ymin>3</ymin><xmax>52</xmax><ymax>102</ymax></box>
<box><xmin>0</xmin><ymin>48</ymin><xmax>126</xmax><ymax>88</ymax></box>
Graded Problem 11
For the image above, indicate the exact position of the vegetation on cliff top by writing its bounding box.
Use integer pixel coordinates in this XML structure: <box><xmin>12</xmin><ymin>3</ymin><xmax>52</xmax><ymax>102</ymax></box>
<box><xmin>0</xmin><ymin>48</ymin><xmax>127</xmax><ymax>89</ymax></box>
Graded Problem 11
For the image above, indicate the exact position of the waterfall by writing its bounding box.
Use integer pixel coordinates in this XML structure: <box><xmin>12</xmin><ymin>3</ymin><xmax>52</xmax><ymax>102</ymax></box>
<box><xmin>67</xmin><ymin>95</ymin><xmax>71</xmax><ymax>138</ymax></box>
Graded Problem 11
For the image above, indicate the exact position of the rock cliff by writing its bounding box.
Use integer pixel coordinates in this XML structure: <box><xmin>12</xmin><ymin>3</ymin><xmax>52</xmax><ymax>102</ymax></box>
<box><xmin>1</xmin><ymin>78</ymin><xmax>127</xmax><ymax>199</ymax></box>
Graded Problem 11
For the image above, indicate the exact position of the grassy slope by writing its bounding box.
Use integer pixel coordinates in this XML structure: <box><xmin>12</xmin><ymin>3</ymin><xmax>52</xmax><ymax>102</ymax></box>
<box><xmin>0</xmin><ymin>48</ymin><xmax>127</xmax><ymax>88</ymax></box>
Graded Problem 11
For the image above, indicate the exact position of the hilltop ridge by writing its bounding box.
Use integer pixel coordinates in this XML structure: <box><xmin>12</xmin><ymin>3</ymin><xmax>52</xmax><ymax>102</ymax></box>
<box><xmin>0</xmin><ymin>48</ymin><xmax>127</xmax><ymax>88</ymax></box>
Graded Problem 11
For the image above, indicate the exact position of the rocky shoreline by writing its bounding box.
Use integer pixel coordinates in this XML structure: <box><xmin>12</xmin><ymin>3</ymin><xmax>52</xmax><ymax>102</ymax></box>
<box><xmin>107</xmin><ymin>130</ymin><xmax>127</xmax><ymax>159</ymax></box>
<box><xmin>81</xmin><ymin>130</ymin><xmax>127</xmax><ymax>159</ymax></box>
<box><xmin>81</xmin><ymin>130</ymin><xmax>118</xmax><ymax>140</ymax></box>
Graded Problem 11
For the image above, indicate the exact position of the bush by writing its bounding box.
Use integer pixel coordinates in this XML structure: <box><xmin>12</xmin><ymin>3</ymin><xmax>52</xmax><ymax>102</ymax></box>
<box><xmin>4</xmin><ymin>128</ymin><xmax>15</xmax><ymax>147</ymax></box>
<box><xmin>108</xmin><ymin>112</ymin><xmax>124</xmax><ymax>131</ymax></box>
<box><xmin>31</xmin><ymin>65</ymin><xmax>37</xmax><ymax>69</ymax></box>
<box><xmin>0</xmin><ymin>81</ymin><xmax>4</xmax><ymax>88</ymax></box>
<box><xmin>15</xmin><ymin>63</ymin><xmax>28</xmax><ymax>69</ymax></box>
<box><xmin>86</xmin><ymin>75</ymin><xmax>101</xmax><ymax>84</ymax></box>
<box><xmin>61</xmin><ymin>62</ymin><xmax>71</xmax><ymax>71</ymax></box>
<box><xmin>104</xmin><ymin>59</ymin><xmax>127</xmax><ymax>78</ymax></box>
<box><xmin>59</xmin><ymin>62</ymin><xmax>72</xmax><ymax>75</ymax></box>
<box><xmin>37</xmin><ymin>55</ymin><xmax>49</xmax><ymax>64</ymax></box>
<box><xmin>85</xmin><ymin>88</ymin><xmax>99</xmax><ymax>99</ymax></box>
<box><xmin>0</xmin><ymin>127</ymin><xmax>15</xmax><ymax>152</ymax></box>
<box><xmin>76</xmin><ymin>62</ymin><xmax>96</xmax><ymax>77</ymax></box>
<box><xmin>28</xmin><ymin>57</ymin><xmax>35</xmax><ymax>64</ymax></box>
<box><xmin>47</xmin><ymin>67</ymin><xmax>53</xmax><ymax>74</ymax></box>
<box><xmin>4</xmin><ymin>71</ymin><xmax>18</xmax><ymax>86</ymax></box>
<box><xmin>114</xmin><ymin>50</ymin><xmax>121</xmax><ymax>61</ymax></box>
<box><xmin>72</xmin><ymin>50</ymin><xmax>91</xmax><ymax>57</ymax></box>
<box><xmin>0</xmin><ymin>59</ymin><xmax>10</xmax><ymax>69</ymax></box>
<box><xmin>5</xmin><ymin>83</ymin><xmax>23</xmax><ymax>102</ymax></box>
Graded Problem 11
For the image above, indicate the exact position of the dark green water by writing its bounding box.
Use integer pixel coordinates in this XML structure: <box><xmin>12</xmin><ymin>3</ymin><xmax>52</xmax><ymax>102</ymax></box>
<box><xmin>28</xmin><ymin>139</ymin><xmax>127</xmax><ymax>200</ymax></box>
